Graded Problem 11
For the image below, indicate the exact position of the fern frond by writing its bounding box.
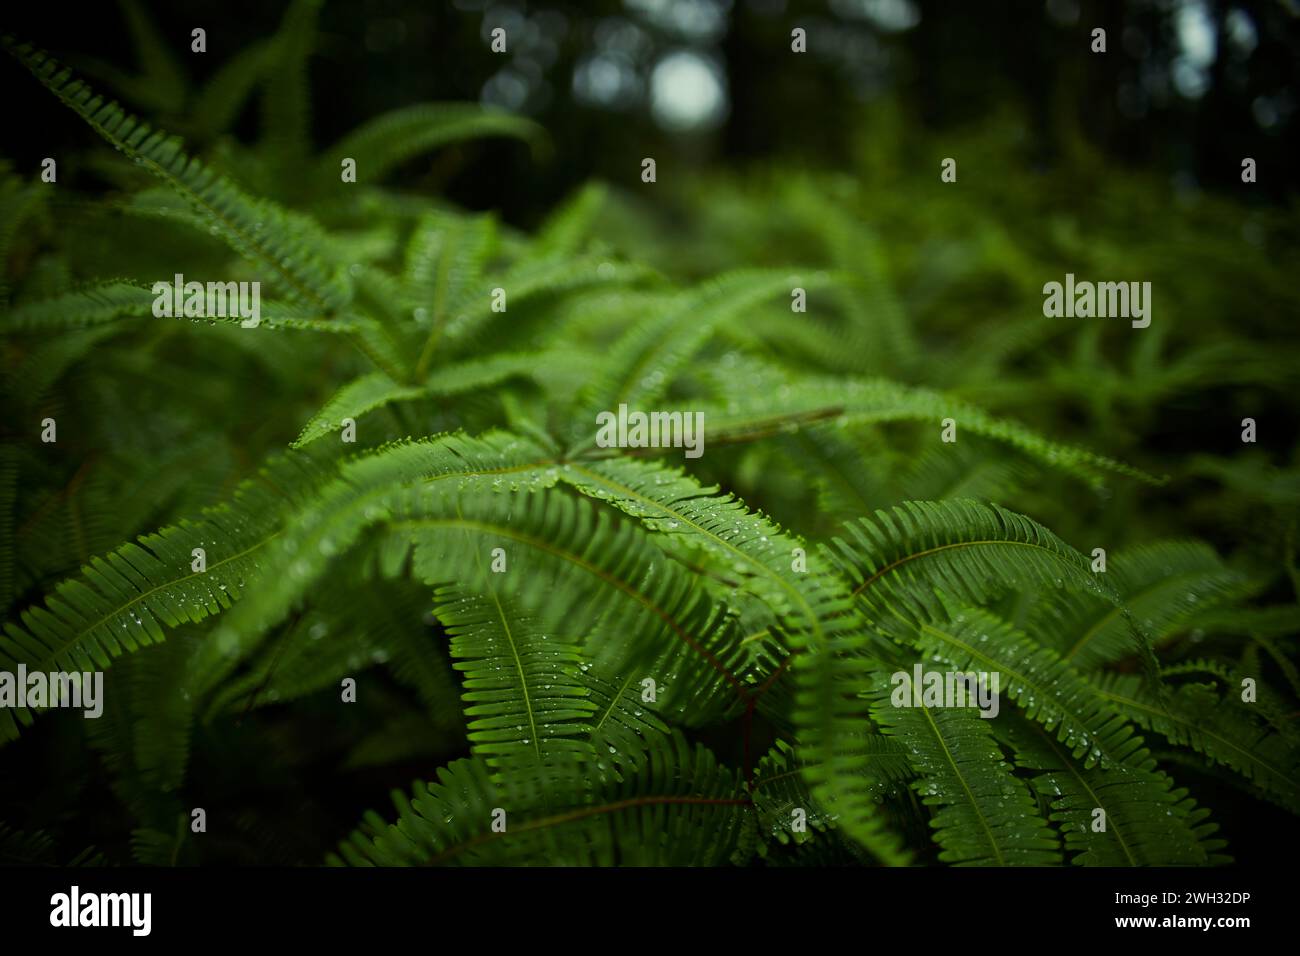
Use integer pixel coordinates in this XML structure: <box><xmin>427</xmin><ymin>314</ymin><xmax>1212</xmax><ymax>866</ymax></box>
<box><xmin>1042</xmin><ymin>540</ymin><xmax>1251</xmax><ymax>669</ymax></box>
<box><xmin>898</xmin><ymin>443</ymin><xmax>1030</xmax><ymax>504</ymax></box>
<box><xmin>751</xmin><ymin>736</ymin><xmax>911</xmax><ymax>846</ymax></box>
<box><xmin>261</xmin><ymin>0</ymin><xmax>321</xmax><ymax>167</ymax></box>
<box><xmin>4</xmin><ymin>38</ymin><xmax>351</xmax><ymax>311</ymax></box>
<box><xmin>396</xmin><ymin>487</ymin><xmax>750</xmax><ymax>723</ymax></box>
<box><xmin>2</xmin><ymin>281</ymin><xmax>156</xmax><ymax>332</ymax></box>
<box><xmin>871</xmin><ymin>685</ymin><xmax>1062</xmax><ymax>865</ymax></box>
<box><xmin>561</xmin><ymin>456</ymin><xmax>811</xmax><ymax>620</ymax></box>
<box><xmin>0</xmin><ymin>449</ymin><xmax>335</xmax><ymax>741</ymax></box>
<box><xmin>187</xmin><ymin>40</ymin><xmax>271</xmax><ymax>139</ymax></box>
<box><xmin>204</xmin><ymin>573</ymin><xmax>453</xmax><ymax>722</ymax></box>
<box><xmin>442</xmin><ymin>255</ymin><xmax>658</xmax><ymax>361</ymax></box>
<box><xmin>581</xmin><ymin>659</ymin><xmax>674</xmax><ymax>776</ymax></box>
<box><xmin>556</xmin><ymin>454</ymin><xmax>914</xmax><ymax>861</ymax></box>
<box><xmin>570</xmin><ymin>269</ymin><xmax>829</xmax><ymax>447</ymax></box>
<box><xmin>828</xmin><ymin>499</ymin><xmax>1117</xmax><ymax>624</ymax></box>
<box><xmin>315</xmin><ymin>104</ymin><xmax>542</xmax><ymax>192</ymax></box>
<box><xmin>786</xmin><ymin>181</ymin><xmax>917</xmax><ymax>372</ymax></box>
<box><xmin>8</xmin><ymin>326</ymin><xmax>120</xmax><ymax>406</ymax></box>
<box><xmin>1192</xmin><ymin>604</ymin><xmax>1300</xmax><ymax>641</ymax></box>
<box><xmin>435</xmin><ymin>582</ymin><xmax>598</xmax><ymax>777</ymax></box>
<box><xmin>999</xmin><ymin>716</ymin><xmax>1228</xmax><ymax>865</ymax></box>
<box><xmin>77</xmin><ymin>0</ymin><xmax>187</xmax><ymax>114</ymax></box>
<box><xmin>694</xmin><ymin>364</ymin><xmax>1156</xmax><ymax>486</ymax></box>
<box><xmin>773</xmin><ymin>429</ymin><xmax>895</xmax><ymax>524</ymax></box>
<box><xmin>1091</xmin><ymin>673</ymin><xmax>1300</xmax><ymax>812</ymax></box>
<box><xmin>292</xmin><ymin>372</ymin><xmax>429</xmax><ymax>448</ymax></box>
<box><xmin>195</xmin><ymin>432</ymin><xmax>559</xmax><ymax>689</ymax></box>
<box><xmin>403</xmin><ymin>211</ymin><xmax>498</xmax><ymax>351</ymax></box>
<box><xmin>330</xmin><ymin>734</ymin><xmax>746</xmax><ymax>866</ymax></box>
<box><xmin>909</xmin><ymin>607</ymin><xmax>1152</xmax><ymax>770</ymax></box>
<box><xmin>753</xmin><ymin>740</ymin><xmax>832</xmax><ymax>845</ymax></box>
<box><xmin>84</xmin><ymin>634</ymin><xmax>199</xmax><ymax>850</ymax></box>
<box><xmin>529</xmin><ymin>181</ymin><xmax>609</xmax><ymax>259</ymax></box>
<box><xmin>409</xmin><ymin>213</ymin><xmax>513</xmax><ymax>366</ymax></box>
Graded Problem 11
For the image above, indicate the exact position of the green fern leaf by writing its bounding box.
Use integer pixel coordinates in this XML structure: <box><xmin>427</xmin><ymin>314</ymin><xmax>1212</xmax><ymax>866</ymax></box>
<box><xmin>195</xmin><ymin>432</ymin><xmax>559</xmax><ymax>689</ymax></box>
<box><xmin>828</xmin><ymin>499</ymin><xmax>1117</xmax><ymax>624</ymax></box>
<box><xmin>529</xmin><ymin>181</ymin><xmax>609</xmax><ymax>259</ymax></box>
<box><xmin>261</xmin><ymin>0</ymin><xmax>321</xmax><ymax>168</ymax></box>
<box><xmin>555</xmin><ymin>454</ymin><xmax>914</xmax><ymax>862</ymax></box>
<box><xmin>3</xmin><ymin>281</ymin><xmax>157</xmax><ymax>332</ymax></box>
<box><xmin>442</xmin><ymin>255</ymin><xmax>658</xmax><ymax>362</ymax></box>
<box><xmin>1043</xmin><ymin>540</ymin><xmax>1251</xmax><ymax>670</ymax></box>
<box><xmin>752</xmin><ymin>737</ymin><xmax>911</xmax><ymax>846</ymax></box>
<box><xmin>999</xmin><ymin>715</ymin><xmax>1228</xmax><ymax>865</ymax></box>
<box><xmin>0</xmin><ymin>449</ymin><xmax>336</xmax><ymax>741</ymax></box>
<box><xmin>694</xmin><ymin>363</ymin><xmax>1156</xmax><ymax>486</ymax></box>
<box><xmin>293</xmin><ymin>372</ymin><xmax>429</xmax><ymax>448</ymax></box>
<box><xmin>188</xmin><ymin>39</ymin><xmax>271</xmax><ymax>139</ymax></box>
<box><xmin>397</xmin><ymin>487</ymin><xmax>750</xmax><ymax>725</ymax></box>
<box><xmin>314</xmin><ymin>104</ymin><xmax>541</xmax><ymax>194</ymax></box>
<box><xmin>330</xmin><ymin>734</ymin><xmax>746</xmax><ymax>866</ymax></box>
<box><xmin>4</xmin><ymin>38</ymin><xmax>352</xmax><ymax>311</ymax></box>
<box><xmin>909</xmin><ymin>607</ymin><xmax>1152</xmax><ymax>770</ymax></box>
<box><xmin>1092</xmin><ymin>672</ymin><xmax>1300</xmax><ymax>812</ymax></box>
<box><xmin>871</xmin><ymin>685</ymin><xmax>1062</xmax><ymax>865</ymax></box>
<box><xmin>435</xmin><ymin>582</ymin><xmax>598</xmax><ymax>777</ymax></box>
<box><xmin>571</xmin><ymin>269</ymin><xmax>827</xmax><ymax>439</ymax></box>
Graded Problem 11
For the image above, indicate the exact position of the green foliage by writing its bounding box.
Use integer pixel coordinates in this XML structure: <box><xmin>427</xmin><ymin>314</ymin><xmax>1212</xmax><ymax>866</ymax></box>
<box><xmin>1</xmin><ymin>12</ymin><xmax>1296</xmax><ymax>869</ymax></box>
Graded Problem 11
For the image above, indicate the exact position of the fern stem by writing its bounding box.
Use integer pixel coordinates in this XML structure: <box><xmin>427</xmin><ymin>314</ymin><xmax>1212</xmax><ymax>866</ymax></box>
<box><xmin>390</xmin><ymin>516</ymin><xmax>751</xmax><ymax>699</ymax></box>
<box><xmin>423</xmin><ymin>795</ymin><xmax>753</xmax><ymax>865</ymax></box>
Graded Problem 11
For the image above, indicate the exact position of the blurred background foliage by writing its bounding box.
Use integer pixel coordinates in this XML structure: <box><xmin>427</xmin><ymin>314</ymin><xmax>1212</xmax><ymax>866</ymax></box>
<box><xmin>1</xmin><ymin>0</ymin><xmax>1298</xmax><ymax>864</ymax></box>
<box><xmin>6</xmin><ymin>0</ymin><xmax>1300</xmax><ymax>207</ymax></box>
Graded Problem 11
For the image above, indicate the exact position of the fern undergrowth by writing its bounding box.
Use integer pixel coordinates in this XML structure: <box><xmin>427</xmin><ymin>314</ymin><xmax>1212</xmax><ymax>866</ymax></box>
<box><xmin>1</xmin><ymin>2</ymin><xmax>1297</xmax><ymax>867</ymax></box>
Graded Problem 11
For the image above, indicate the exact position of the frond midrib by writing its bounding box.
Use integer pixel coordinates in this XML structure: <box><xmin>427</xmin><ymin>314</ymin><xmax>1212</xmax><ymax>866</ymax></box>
<box><xmin>1096</xmin><ymin>687</ymin><xmax>1297</xmax><ymax>793</ymax></box>
<box><xmin>391</xmin><ymin>516</ymin><xmax>747</xmax><ymax>697</ymax></box>
<box><xmin>1062</xmin><ymin>568</ymin><xmax>1229</xmax><ymax>662</ymax></box>
<box><xmin>1030</xmin><ymin>723</ymin><xmax>1139</xmax><ymax>866</ymax></box>
<box><xmin>567</xmin><ymin>461</ymin><xmax>828</xmax><ymax>651</ymax></box>
<box><xmin>17</xmin><ymin>532</ymin><xmax>279</xmax><ymax>673</ymax></box>
<box><xmin>851</xmin><ymin>538</ymin><xmax>1084</xmax><ymax>599</ymax></box>
<box><xmin>423</xmin><ymin>793</ymin><xmax>751</xmax><ymax>866</ymax></box>
<box><xmin>918</xmin><ymin>620</ymin><xmax>1143</xmax><ymax>770</ymax></box>
<box><xmin>919</xmin><ymin>703</ymin><xmax>1006</xmax><ymax>866</ymax></box>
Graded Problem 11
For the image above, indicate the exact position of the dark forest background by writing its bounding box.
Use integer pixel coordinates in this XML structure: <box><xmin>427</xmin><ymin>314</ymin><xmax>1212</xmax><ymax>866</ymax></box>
<box><xmin>4</xmin><ymin>0</ymin><xmax>1298</xmax><ymax>224</ymax></box>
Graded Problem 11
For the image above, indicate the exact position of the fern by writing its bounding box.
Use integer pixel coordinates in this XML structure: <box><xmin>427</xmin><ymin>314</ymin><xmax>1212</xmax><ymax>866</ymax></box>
<box><xmin>4</xmin><ymin>39</ymin><xmax>353</xmax><ymax>311</ymax></box>
<box><xmin>1091</xmin><ymin>672</ymin><xmax>1300</xmax><ymax>812</ymax></box>
<box><xmin>0</xmin><ymin>450</ymin><xmax>334</xmax><ymax>741</ymax></box>
<box><xmin>1041</xmin><ymin>540</ymin><xmax>1252</xmax><ymax>670</ymax></box>
<box><xmin>828</xmin><ymin>499</ymin><xmax>1116</xmax><ymax>621</ymax></box>
<box><xmin>871</xmin><ymin>686</ymin><xmax>1062</xmax><ymax>866</ymax></box>
<box><xmin>2</xmin><ymin>281</ymin><xmax>157</xmax><ymax>332</ymax></box>
<box><xmin>330</xmin><ymin>733</ymin><xmax>746</xmax><ymax>866</ymax></box>
<box><xmin>436</xmin><ymin>582</ymin><xmax>597</xmax><ymax>777</ymax></box>
<box><xmin>313</xmin><ymin>104</ymin><xmax>542</xmax><ymax>194</ymax></box>
<box><xmin>3</xmin><ymin>5</ymin><xmax>1295</xmax><ymax>872</ymax></box>
<box><xmin>998</xmin><ymin>715</ymin><xmax>1228</xmax><ymax>866</ymax></box>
